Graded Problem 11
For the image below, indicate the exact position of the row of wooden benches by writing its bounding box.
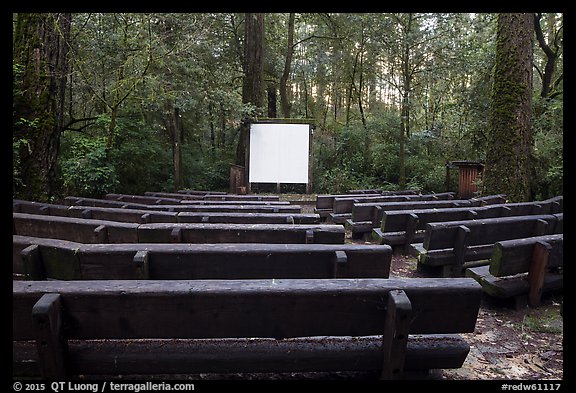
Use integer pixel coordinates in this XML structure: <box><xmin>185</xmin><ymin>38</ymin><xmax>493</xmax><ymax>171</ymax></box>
<box><xmin>13</xmin><ymin>230</ymin><xmax>563</xmax><ymax>309</ymax></box>
<box><xmin>14</xmin><ymin>199</ymin><xmax>319</xmax><ymax>224</ymax></box>
<box><xmin>351</xmin><ymin>195</ymin><xmax>562</xmax><ymax>238</ymax></box>
<box><xmin>13</xmin><ymin>212</ymin><xmax>345</xmax><ymax>245</ymax></box>
<box><xmin>12</xmin><ymin>190</ymin><xmax>562</xmax><ymax>379</ymax></box>
<box><xmin>373</xmin><ymin>196</ymin><xmax>563</xmax><ymax>249</ymax></box>
<box><xmin>315</xmin><ymin>189</ymin><xmax>422</xmax><ymax>219</ymax></box>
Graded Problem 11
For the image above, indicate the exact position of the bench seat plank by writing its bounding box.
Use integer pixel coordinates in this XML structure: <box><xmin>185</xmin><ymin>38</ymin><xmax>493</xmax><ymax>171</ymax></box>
<box><xmin>465</xmin><ymin>265</ymin><xmax>563</xmax><ymax>298</ymax></box>
<box><xmin>13</xmin><ymin>334</ymin><xmax>470</xmax><ymax>376</ymax></box>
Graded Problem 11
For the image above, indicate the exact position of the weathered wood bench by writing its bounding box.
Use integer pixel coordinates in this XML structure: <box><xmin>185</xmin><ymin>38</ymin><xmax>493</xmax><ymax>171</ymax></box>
<box><xmin>348</xmin><ymin>199</ymin><xmax>473</xmax><ymax>239</ymax></box>
<box><xmin>177</xmin><ymin>189</ymin><xmax>227</xmax><ymax>195</ymax></box>
<box><xmin>145</xmin><ymin>191</ymin><xmax>281</xmax><ymax>201</ymax></box>
<box><xmin>137</xmin><ymin>223</ymin><xmax>345</xmax><ymax>244</ymax></box>
<box><xmin>105</xmin><ymin>193</ymin><xmax>183</xmax><ymax>205</ymax></box>
<box><xmin>65</xmin><ymin>197</ymin><xmax>303</xmax><ymax>213</ymax></box>
<box><xmin>373</xmin><ymin>196</ymin><xmax>564</xmax><ymax>252</ymax></box>
<box><xmin>13</xmin><ymin>213</ymin><xmax>344</xmax><ymax>244</ymax></box>
<box><xmin>14</xmin><ymin>199</ymin><xmax>319</xmax><ymax>224</ymax></box>
<box><xmin>333</xmin><ymin>191</ymin><xmax>456</xmax><ymax>215</ymax></box>
<box><xmin>179</xmin><ymin>199</ymin><xmax>291</xmax><ymax>205</ymax></box>
<box><xmin>315</xmin><ymin>190</ymin><xmax>421</xmax><ymax>219</ymax></box>
<box><xmin>410</xmin><ymin>213</ymin><xmax>563</xmax><ymax>277</ymax></box>
<box><xmin>14</xmin><ymin>236</ymin><xmax>391</xmax><ymax>280</ymax></box>
<box><xmin>465</xmin><ymin>234</ymin><xmax>563</xmax><ymax>309</ymax></box>
<box><xmin>13</xmin><ymin>277</ymin><xmax>482</xmax><ymax>379</ymax></box>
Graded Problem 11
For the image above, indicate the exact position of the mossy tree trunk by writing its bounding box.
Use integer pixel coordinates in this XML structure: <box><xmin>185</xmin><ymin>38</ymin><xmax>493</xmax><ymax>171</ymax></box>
<box><xmin>13</xmin><ymin>13</ymin><xmax>71</xmax><ymax>201</ymax></box>
<box><xmin>483</xmin><ymin>13</ymin><xmax>534</xmax><ymax>202</ymax></box>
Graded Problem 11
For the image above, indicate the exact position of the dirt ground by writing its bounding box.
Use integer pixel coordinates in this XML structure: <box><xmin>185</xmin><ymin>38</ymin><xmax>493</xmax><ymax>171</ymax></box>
<box><xmin>389</xmin><ymin>253</ymin><xmax>563</xmax><ymax>380</ymax></box>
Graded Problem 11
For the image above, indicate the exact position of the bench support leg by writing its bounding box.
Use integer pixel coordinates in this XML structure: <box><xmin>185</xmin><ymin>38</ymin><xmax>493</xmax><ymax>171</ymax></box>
<box><xmin>133</xmin><ymin>250</ymin><xmax>150</xmax><ymax>279</ymax></box>
<box><xmin>32</xmin><ymin>293</ymin><xmax>67</xmax><ymax>379</ymax></box>
<box><xmin>403</xmin><ymin>213</ymin><xmax>419</xmax><ymax>254</ymax></box>
<box><xmin>381</xmin><ymin>289</ymin><xmax>412</xmax><ymax>379</ymax></box>
<box><xmin>452</xmin><ymin>225</ymin><xmax>471</xmax><ymax>277</ymax></box>
<box><xmin>22</xmin><ymin>244</ymin><xmax>45</xmax><ymax>280</ymax></box>
<box><xmin>528</xmin><ymin>241</ymin><xmax>552</xmax><ymax>307</ymax></box>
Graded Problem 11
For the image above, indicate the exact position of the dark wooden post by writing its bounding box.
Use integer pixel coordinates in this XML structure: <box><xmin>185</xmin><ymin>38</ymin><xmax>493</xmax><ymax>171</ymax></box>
<box><xmin>32</xmin><ymin>293</ymin><xmax>67</xmax><ymax>378</ymax></box>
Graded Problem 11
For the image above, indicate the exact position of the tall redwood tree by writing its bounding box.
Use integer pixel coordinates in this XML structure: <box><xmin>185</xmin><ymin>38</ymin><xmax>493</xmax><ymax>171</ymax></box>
<box><xmin>483</xmin><ymin>13</ymin><xmax>534</xmax><ymax>201</ymax></box>
<box><xmin>13</xmin><ymin>13</ymin><xmax>72</xmax><ymax>201</ymax></box>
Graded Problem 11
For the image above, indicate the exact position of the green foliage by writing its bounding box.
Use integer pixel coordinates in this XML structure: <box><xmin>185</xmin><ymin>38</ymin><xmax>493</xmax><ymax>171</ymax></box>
<box><xmin>532</xmin><ymin>97</ymin><xmax>563</xmax><ymax>199</ymax></box>
<box><xmin>13</xmin><ymin>13</ymin><xmax>561</xmax><ymax>198</ymax></box>
<box><xmin>59</xmin><ymin>136</ymin><xmax>119</xmax><ymax>197</ymax></box>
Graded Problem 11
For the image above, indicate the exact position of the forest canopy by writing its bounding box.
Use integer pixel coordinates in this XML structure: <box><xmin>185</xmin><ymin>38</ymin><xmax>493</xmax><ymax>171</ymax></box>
<box><xmin>12</xmin><ymin>13</ymin><xmax>563</xmax><ymax>201</ymax></box>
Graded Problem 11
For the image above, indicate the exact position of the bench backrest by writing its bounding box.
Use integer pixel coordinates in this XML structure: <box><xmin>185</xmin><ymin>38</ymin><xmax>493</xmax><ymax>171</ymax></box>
<box><xmin>14</xmin><ymin>236</ymin><xmax>391</xmax><ymax>280</ymax></box>
<box><xmin>489</xmin><ymin>234</ymin><xmax>563</xmax><ymax>277</ymax></box>
<box><xmin>13</xmin><ymin>278</ymin><xmax>482</xmax><ymax>341</ymax></box>
<box><xmin>423</xmin><ymin>214</ymin><xmax>562</xmax><ymax>251</ymax></box>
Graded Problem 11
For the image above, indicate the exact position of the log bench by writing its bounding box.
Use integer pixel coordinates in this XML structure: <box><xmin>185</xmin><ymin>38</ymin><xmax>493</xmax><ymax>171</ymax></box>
<box><xmin>13</xmin><ymin>277</ymin><xmax>482</xmax><ymax>379</ymax></box>
<box><xmin>373</xmin><ymin>196</ymin><xmax>564</xmax><ymax>252</ymax></box>
<box><xmin>348</xmin><ymin>199</ymin><xmax>473</xmax><ymax>239</ymax></box>
<box><xmin>315</xmin><ymin>190</ymin><xmax>422</xmax><ymax>219</ymax></box>
<box><xmin>14</xmin><ymin>236</ymin><xmax>391</xmax><ymax>280</ymax></box>
<box><xmin>65</xmin><ymin>197</ymin><xmax>303</xmax><ymax>213</ymax></box>
<box><xmin>105</xmin><ymin>193</ymin><xmax>183</xmax><ymax>205</ymax></box>
<box><xmin>145</xmin><ymin>191</ymin><xmax>281</xmax><ymax>201</ymax></box>
<box><xmin>410</xmin><ymin>213</ymin><xmax>563</xmax><ymax>278</ymax></box>
<box><xmin>465</xmin><ymin>234</ymin><xmax>563</xmax><ymax>309</ymax></box>
<box><xmin>14</xmin><ymin>200</ymin><xmax>319</xmax><ymax>224</ymax></box>
<box><xmin>177</xmin><ymin>189</ymin><xmax>227</xmax><ymax>195</ymax></box>
<box><xmin>333</xmin><ymin>191</ymin><xmax>456</xmax><ymax>215</ymax></box>
<box><xmin>13</xmin><ymin>213</ymin><xmax>345</xmax><ymax>245</ymax></box>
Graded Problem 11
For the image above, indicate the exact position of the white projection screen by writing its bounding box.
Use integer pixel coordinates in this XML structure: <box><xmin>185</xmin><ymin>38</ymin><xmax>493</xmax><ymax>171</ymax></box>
<box><xmin>248</xmin><ymin>123</ymin><xmax>311</xmax><ymax>184</ymax></box>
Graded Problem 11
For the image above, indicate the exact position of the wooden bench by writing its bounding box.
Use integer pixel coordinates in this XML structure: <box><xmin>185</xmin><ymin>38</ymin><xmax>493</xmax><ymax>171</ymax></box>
<box><xmin>14</xmin><ymin>236</ymin><xmax>391</xmax><ymax>280</ymax></box>
<box><xmin>13</xmin><ymin>277</ymin><xmax>482</xmax><ymax>379</ymax></box>
<box><xmin>178</xmin><ymin>199</ymin><xmax>291</xmax><ymax>205</ymax></box>
<box><xmin>69</xmin><ymin>197</ymin><xmax>302</xmax><ymax>213</ymax></box>
<box><xmin>105</xmin><ymin>193</ymin><xmax>183</xmax><ymax>205</ymax></box>
<box><xmin>373</xmin><ymin>196</ymin><xmax>564</xmax><ymax>252</ymax></box>
<box><xmin>348</xmin><ymin>199</ymin><xmax>473</xmax><ymax>239</ymax></box>
<box><xmin>465</xmin><ymin>234</ymin><xmax>563</xmax><ymax>309</ymax></box>
<box><xmin>137</xmin><ymin>223</ymin><xmax>345</xmax><ymax>244</ymax></box>
<box><xmin>177</xmin><ymin>189</ymin><xmax>227</xmax><ymax>195</ymax></box>
<box><xmin>13</xmin><ymin>213</ymin><xmax>344</xmax><ymax>244</ymax></box>
<box><xmin>315</xmin><ymin>190</ymin><xmax>422</xmax><ymax>219</ymax></box>
<box><xmin>14</xmin><ymin>199</ymin><xmax>319</xmax><ymax>224</ymax></box>
<box><xmin>315</xmin><ymin>193</ymin><xmax>371</xmax><ymax>219</ymax></box>
<box><xmin>145</xmin><ymin>191</ymin><xmax>281</xmax><ymax>201</ymax></box>
<box><xmin>333</xmin><ymin>191</ymin><xmax>456</xmax><ymax>215</ymax></box>
<box><xmin>411</xmin><ymin>213</ymin><xmax>563</xmax><ymax>277</ymax></box>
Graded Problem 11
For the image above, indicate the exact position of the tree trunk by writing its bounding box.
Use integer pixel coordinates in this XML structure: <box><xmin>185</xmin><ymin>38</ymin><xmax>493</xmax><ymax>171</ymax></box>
<box><xmin>483</xmin><ymin>13</ymin><xmax>534</xmax><ymax>202</ymax></box>
<box><xmin>534</xmin><ymin>13</ymin><xmax>560</xmax><ymax>99</ymax></box>
<box><xmin>236</xmin><ymin>13</ymin><xmax>264</xmax><ymax>167</ymax></box>
<box><xmin>13</xmin><ymin>13</ymin><xmax>71</xmax><ymax>201</ymax></box>
<box><xmin>173</xmin><ymin>107</ymin><xmax>182</xmax><ymax>191</ymax></box>
<box><xmin>280</xmin><ymin>13</ymin><xmax>295</xmax><ymax>118</ymax></box>
<box><xmin>267</xmin><ymin>85</ymin><xmax>277</xmax><ymax>118</ymax></box>
<box><xmin>165</xmin><ymin>100</ymin><xmax>183</xmax><ymax>191</ymax></box>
